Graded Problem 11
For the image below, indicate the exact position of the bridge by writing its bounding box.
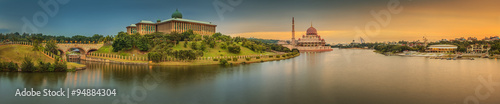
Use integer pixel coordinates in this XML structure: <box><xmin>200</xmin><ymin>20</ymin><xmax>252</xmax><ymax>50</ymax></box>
<box><xmin>39</xmin><ymin>43</ymin><xmax>104</xmax><ymax>60</ymax></box>
<box><xmin>7</xmin><ymin>41</ymin><xmax>104</xmax><ymax>60</ymax></box>
<box><xmin>55</xmin><ymin>44</ymin><xmax>104</xmax><ymax>59</ymax></box>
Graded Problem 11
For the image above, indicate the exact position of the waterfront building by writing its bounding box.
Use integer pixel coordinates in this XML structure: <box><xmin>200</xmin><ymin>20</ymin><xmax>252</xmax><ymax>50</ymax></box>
<box><xmin>280</xmin><ymin>17</ymin><xmax>333</xmax><ymax>52</ymax></box>
<box><xmin>467</xmin><ymin>44</ymin><xmax>491</xmax><ymax>53</ymax></box>
<box><xmin>425</xmin><ymin>44</ymin><xmax>457</xmax><ymax>53</ymax></box>
<box><xmin>126</xmin><ymin>9</ymin><xmax>217</xmax><ymax>35</ymax></box>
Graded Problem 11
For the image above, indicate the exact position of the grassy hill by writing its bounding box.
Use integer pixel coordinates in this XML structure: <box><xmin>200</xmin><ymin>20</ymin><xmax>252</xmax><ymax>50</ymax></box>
<box><xmin>0</xmin><ymin>44</ymin><xmax>85</xmax><ymax>68</ymax></box>
<box><xmin>94</xmin><ymin>41</ymin><xmax>275</xmax><ymax>58</ymax></box>
<box><xmin>173</xmin><ymin>41</ymin><xmax>274</xmax><ymax>57</ymax></box>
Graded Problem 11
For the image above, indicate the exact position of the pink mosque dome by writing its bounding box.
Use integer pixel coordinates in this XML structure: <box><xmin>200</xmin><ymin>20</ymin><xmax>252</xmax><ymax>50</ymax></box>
<box><xmin>306</xmin><ymin>23</ymin><xmax>317</xmax><ymax>35</ymax></box>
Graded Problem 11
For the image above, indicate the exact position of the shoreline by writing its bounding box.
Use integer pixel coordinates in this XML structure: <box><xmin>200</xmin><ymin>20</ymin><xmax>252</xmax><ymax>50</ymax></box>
<box><xmin>84</xmin><ymin>53</ymin><xmax>300</xmax><ymax>66</ymax></box>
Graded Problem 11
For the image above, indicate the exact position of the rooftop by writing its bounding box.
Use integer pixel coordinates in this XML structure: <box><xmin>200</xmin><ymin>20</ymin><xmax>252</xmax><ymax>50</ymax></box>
<box><xmin>427</xmin><ymin>44</ymin><xmax>458</xmax><ymax>49</ymax></box>
<box><xmin>138</xmin><ymin>20</ymin><xmax>154</xmax><ymax>24</ymax></box>
<box><xmin>160</xmin><ymin>18</ymin><xmax>214</xmax><ymax>25</ymax></box>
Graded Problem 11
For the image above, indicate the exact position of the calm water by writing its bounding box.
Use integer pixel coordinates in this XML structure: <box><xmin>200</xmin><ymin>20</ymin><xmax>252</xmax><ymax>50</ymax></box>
<box><xmin>1</xmin><ymin>49</ymin><xmax>500</xmax><ymax>104</ymax></box>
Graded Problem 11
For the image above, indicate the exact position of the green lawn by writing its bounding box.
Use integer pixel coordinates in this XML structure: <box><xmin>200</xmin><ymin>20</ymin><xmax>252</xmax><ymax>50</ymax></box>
<box><xmin>173</xmin><ymin>41</ymin><xmax>274</xmax><ymax>57</ymax></box>
<box><xmin>96</xmin><ymin>41</ymin><xmax>275</xmax><ymax>58</ymax></box>
<box><xmin>93</xmin><ymin>45</ymin><xmax>148</xmax><ymax>58</ymax></box>
<box><xmin>0</xmin><ymin>44</ymin><xmax>85</xmax><ymax>68</ymax></box>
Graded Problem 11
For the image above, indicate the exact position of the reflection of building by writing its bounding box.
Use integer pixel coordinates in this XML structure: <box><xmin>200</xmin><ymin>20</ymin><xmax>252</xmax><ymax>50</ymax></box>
<box><xmin>280</xmin><ymin>17</ymin><xmax>332</xmax><ymax>52</ymax></box>
<box><xmin>126</xmin><ymin>9</ymin><xmax>217</xmax><ymax>35</ymax></box>
<box><xmin>426</xmin><ymin>44</ymin><xmax>457</xmax><ymax>53</ymax></box>
<box><xmin>467</xmin><ymin>44</ymin><xmax>491</xmax><ymax>53</ymax></box>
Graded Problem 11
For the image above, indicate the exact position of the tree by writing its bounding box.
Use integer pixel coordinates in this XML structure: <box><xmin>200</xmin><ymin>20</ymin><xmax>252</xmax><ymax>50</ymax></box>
<box><xmin>200</xmin><ymin>43</ymin><xmax>207</xmax><ymax>51</ymax></box>
<box><xmin>191</xmin><ymin>41</ymin><xmax>198</xmax><ymax>50</ymax></box>
<box><xmin>91</xmin><ymin>34</ymin><xmax>103</xmax><ymax>42</ymax></box>
<box><xmin>181</xmin><ymin>29</ymin><xmax>195</xmax><ymax>41</ymax></box>
<box><xmin>228</xmin><ymin>45</ymin><xmax>241</xmax><ymax>53</ymax></box>
<box><xmin>45</xmin><ymin>39</ymin><xmax>59</xmax><ymax>55</ymax></box>
<box><xmin>183</xmin><ymin>40</ymin><xmax>188</xmax><ymax>48</ymax></box>
<box><xmin>137</xmin><ymin>36</ymin><xmax>151</xmax><ymax>51</ymax></box>
<box><xmin>112</xmin><ymin>32</ymin><xmax>133</xmax><ymax>52</ymax></box>
<box><xmin>31</xmin><ymin>35</ymin><xmax>43</xmax><ymax>51</ymax></box>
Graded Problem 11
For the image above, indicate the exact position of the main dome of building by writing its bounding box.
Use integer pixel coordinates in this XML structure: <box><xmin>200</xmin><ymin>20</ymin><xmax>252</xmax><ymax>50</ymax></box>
<box><xmin>306</xmin><ymin>26</ymin><xmax>317</xmax><ymax>35</ymax></box>
<box><xmin>172</xmin><ymin>9</ymin><xmax>183</xmax><ymax>18</ymax></box>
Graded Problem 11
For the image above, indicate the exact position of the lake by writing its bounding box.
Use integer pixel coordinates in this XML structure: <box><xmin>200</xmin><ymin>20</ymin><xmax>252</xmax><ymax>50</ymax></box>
<box><xmin>1</xmin><ymin>49</ymin><xmax>500</xmax><ymax>104</ymax></box>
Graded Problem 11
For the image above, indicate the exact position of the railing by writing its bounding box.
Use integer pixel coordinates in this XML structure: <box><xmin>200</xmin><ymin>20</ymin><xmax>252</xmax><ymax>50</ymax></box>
<box><xmin>6</xmin><ymin>41</ymin><xmax>33</xmax><ymax>46</ymax></box>
<box><xmin>7</xmin><ymin>41</ymin><xmax>61</xmax><ymax>60</ymax></box>
<box><xmin>41</xmin><ymin>50</ymin><xmax>60</xmax><ymax>60</ymax></box>
<box><xmin>87</xmin><ymin>53</ymin><xmax>148</xmax><ymax>61</ymax></box>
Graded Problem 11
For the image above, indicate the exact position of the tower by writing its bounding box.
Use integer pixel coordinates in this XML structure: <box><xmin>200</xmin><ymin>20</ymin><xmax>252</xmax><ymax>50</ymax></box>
<box><xmin>292</xmin><ymin>17</ymin><xmax>295</xmax><ymax>45</ymax></box>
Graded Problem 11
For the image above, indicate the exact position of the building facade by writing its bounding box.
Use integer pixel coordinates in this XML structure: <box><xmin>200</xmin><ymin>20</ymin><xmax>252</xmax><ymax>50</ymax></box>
<box><xmin>126</xmin><ymin>9</ymin><xmax>217</xmax><ymax>35</ymax></box>
<box><xmin>425</xmin><ymin>44</ymin><xmax>457</xmax><ymax>53</ymax></box>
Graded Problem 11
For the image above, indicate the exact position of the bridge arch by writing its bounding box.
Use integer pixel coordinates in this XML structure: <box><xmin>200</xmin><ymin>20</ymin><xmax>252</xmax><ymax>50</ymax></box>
<box><xmin>87</xmin><ymin>48</ymin><xmax>98</xmax><ymax>55</ymax></box>
<box><xmin>67</xmin><ymin>47</ymin><xmax>87</xmax><ymax>55</ymax></box>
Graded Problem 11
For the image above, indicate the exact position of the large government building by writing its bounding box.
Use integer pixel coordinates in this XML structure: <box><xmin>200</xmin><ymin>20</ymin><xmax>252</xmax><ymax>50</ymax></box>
<box><xmin>126</xmin><ymin>9</ymin><xmax>217</xmax><ymax>35</ymax></box>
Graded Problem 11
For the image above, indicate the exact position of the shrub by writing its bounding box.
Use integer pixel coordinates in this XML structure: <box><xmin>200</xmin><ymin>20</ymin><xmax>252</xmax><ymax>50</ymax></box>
<box><xmin>38</xmin><ymin>61</ymin><xmax>52</xmax><ymax>72</ymax></box>
<box><xmin>269</xmin><ymin>55</ymin><xmax>273</xmax><ymax>58</ymax></box>
<box><xmin>0</xmin><ymin>62</ymin><xmax>4</xmax><ymax>71</ymax></box>
<box><xmin>246</xmin><ymin>57</ymin><xmax>251</xmax><ymax>61</ymax></box>
<box><xmin>148</xmin><ymin>52</ymin><xmax>162</xmax><ymax>63</ymax></box>
<box><xmin>256</xmin><ymin>56</ymin><xmax>261</xmax><ymax>59</ymax></box>
<box><xmin>8</xmin><ymin>61</ymin><xmax>18</xmax><ymax>72</ymax></box>
<box><xmin>54</xmin><ymin>61</ymin><xmax>67</xmax><ymax>72</ymax></box>
<box><xmin>276</xmin><ymin>55</ymin><xmax>281</xmax><ymax>58</ymax></box>
<box><xmin>232</xmin><ymin>58</ymin><xmax>238</xmax><ymax>62</ymax></box>
<box><xmin>282</xmin><ymin>55</ymin><xmax>286</xmax><ymax>57</ymax></box>
<box><xmin>227</xmin><ymin>45</ymin><xmax>241</xmax><ymax>53</ymax></box>
<box><xmin>21</xmin><ymin>57</ymin><xmax>35</xmax><ymax>72</ymax></box>
<box><xmin>48</xmin><ymin>64</ymin><xmax>55</xmax><ymax>72</ymax></box>
<box><xmin>213</xmin><ymin>58</ymin><xmax>219</xmax><ymax>61</ymax></box>
<box><xmin>219</xmin><ymin>59</ymin><xmax>229</xmax><ymax>65</ymax></box>
<box><xmin>260</xmin><ymin>60</ymin><xmax>264</xmax><ymax>62</ymax></box>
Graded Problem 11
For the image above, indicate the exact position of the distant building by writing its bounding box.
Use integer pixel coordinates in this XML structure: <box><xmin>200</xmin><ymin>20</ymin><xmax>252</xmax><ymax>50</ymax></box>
<box><xmin>467</xmin><ymin>44</ymin><xmax>491</xmax><ymax>53</ymax></box>
<box><xmin>280</xmin><ymin>17</ymin><xmax>332</xmax><ymax>52</ymax></box>
<box><xmin>439</xmin><ymin>39</ymin><xmax>448</xmax><ymax>42</ymax></box>
<box><xmin>467</xmin><ymin>37</ymin><xmax>477</xmax><ymax>41</ymax></box>
<box><xmin>126</xmin><ymin>9</ymin><xmax>217</xmax><ymax>35</ymax></box>
<box><xmin>426</xmin><ymin>44</ymin><xmax>457</xmax><ymax>53</ymax></box>
<box><xmin>454</xmin><ymin>37</ymin><xmax>466</xmax><ymax>42</ymax></box>
<box><xmin>483</xmin><ymin>36</ymin><xmax>500</xmax><ymax>41</ymax></box>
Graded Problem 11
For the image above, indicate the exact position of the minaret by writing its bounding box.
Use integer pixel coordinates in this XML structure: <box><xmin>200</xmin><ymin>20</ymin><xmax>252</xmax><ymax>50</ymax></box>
<box><xmin>292</xmin><ymin>17</ymin><xmax>295</xmax><ymax>45</ymax></box>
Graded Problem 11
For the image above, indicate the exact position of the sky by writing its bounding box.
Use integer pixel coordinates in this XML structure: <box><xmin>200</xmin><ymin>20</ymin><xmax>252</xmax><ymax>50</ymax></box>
<box><xmin>1</xmin><ymin>0</ymin><xmax>500</xmax><ymax>44</ymax></box>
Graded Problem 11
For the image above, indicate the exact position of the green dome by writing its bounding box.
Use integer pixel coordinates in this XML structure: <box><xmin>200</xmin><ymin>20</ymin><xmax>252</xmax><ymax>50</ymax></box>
<box><xmin>171</xmin><ymin>9</ymin><xmax>183</xmax><ymax>18</ymax></box>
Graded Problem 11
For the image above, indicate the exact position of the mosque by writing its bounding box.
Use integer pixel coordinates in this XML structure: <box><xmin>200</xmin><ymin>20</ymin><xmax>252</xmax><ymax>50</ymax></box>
<box><xmin>278</xmin><ymin>17</ymin><xmax>333</xmax><ymax>52</ymax></box>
